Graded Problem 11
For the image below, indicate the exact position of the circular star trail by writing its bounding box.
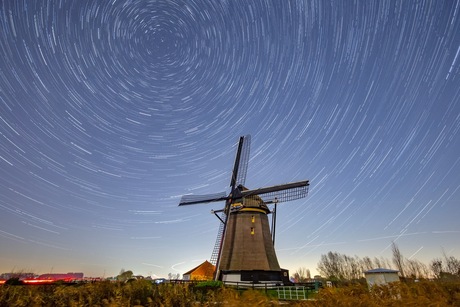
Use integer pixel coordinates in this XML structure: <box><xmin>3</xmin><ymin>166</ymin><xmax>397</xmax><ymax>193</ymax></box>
<box><xmin>0</xmin><ymin>0</ymin><xmax>459</xmax><ymax>277</ymax></box>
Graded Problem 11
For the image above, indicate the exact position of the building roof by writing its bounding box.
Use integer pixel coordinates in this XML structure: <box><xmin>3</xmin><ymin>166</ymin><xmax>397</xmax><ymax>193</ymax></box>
<box><xmin>364</xmin><ymin>268</ymin><xmax>399</xmax><ymax>274</ymax></box>
<box><xmin>183</xmin><ymin>260</ymin><xmax>215</xmax><ymax>275</ymax></box>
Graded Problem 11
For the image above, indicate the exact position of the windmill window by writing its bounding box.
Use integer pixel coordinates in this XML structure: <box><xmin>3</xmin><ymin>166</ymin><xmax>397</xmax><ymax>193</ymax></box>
<box><xmin>251</xmin><ymin>216</ymin><xmax>255</xmax><ymax>223</ymax></box>
<box><xmin>251</xmin><ymin>227</ymin><xmax>255</xmax><ymax>235</ymax></box>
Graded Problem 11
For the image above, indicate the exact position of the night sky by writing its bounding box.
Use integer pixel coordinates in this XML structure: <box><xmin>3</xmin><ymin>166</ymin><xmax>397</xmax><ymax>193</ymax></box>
<box><xmin>1</xmin><ymin>0</ymin><xmax>459</xmax><ymax>278</ymax></box>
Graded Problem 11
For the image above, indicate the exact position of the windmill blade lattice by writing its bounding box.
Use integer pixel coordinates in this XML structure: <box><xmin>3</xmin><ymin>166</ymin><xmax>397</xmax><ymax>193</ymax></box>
<box><xmin>240</xmin><ymin>180</ymin><xmax>309</xmax><ymax>204</ymax></box>
<box><xmin>210</xmin><ymin>211</ymin><xmax>227</xmax><ymax>265</ymax></box>
<box><xmin>230</xmin><ymin>135</ymin><xmax>251</xmax><ymax>189</ymax></box>
<box><xmin>179</xmin><ymin>192</ymin><xmax>228</xmax><ymax>206</ymax></box>
<box><xmin>235</xmin><ymin>134</ymin><xmax>251</xmax><ymax>187</ymax></box>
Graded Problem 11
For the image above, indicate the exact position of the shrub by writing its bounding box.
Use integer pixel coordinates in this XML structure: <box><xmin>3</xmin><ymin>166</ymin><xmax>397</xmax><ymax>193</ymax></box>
<box><xmin>4</xmin><ymin>278</ymin><xmax>24</xmax><ymax>286</ymax></box>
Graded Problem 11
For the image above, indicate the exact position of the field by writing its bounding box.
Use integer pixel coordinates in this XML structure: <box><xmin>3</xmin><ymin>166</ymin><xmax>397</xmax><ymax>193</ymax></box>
<box><xmin>1</xmin><ymin>279</ymin><xmax>460</xmax><ymax>306</ymax></box>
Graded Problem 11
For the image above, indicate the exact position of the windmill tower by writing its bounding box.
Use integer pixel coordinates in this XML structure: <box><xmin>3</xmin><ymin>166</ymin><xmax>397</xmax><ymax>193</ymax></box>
<box><xmin>179</xmin><ymin>135</ymin><xmax>309</xmax><ymax>284</ymax></box>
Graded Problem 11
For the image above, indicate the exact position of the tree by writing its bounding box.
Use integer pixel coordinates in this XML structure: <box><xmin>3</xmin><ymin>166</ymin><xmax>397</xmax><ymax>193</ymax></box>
<box><xmin>317</xmin><ymin>251</ymin><xmax>344</xmax><ymax>280</ymax></box>
<box><xmin>430</xmin><ymin>259</ymin><xmax>443</xmax><ymax>279</ymax></box>
<box><xmin>391</xmin><ymin>242</ymin><xmax>405</xmax><ymax>278</ymax></box>
<box><xmin>430</xmin><ymin>252</ymin><xmax>460</xmax><ymax>279</ymax></box>
<box><xmin>360</xmin><ymin>256</ymin><xmax>374</xmax><ymax>271</ymax></box>
<box><xmin>117</xmin><ymin>269</ymin><xmax>134</xmax><ymax>282</ymax></box>
<box><xmin>373</xmin><ymin>257</ymin><xmax>382</xmax><ymax>269</ymax></box>
<box><xmin>442</xmin><ymin>250</ymin><xmax>460</xmax><ymax>276</ymax></box>
<box><xmin>342</xmin><ymin>255</ymin><xmax>361</xmax><ymax>280</ymax></box>
<box><xmin>406</xmin><ymin>258</ymin><xmax>429</xmax><ymax>279</ymax></box>
<box><xmin>168</xmin><ymin>273</ymin><xmax>180</xmax><ymax>280</ymax></box>
<box><xmin>292</xmin><ymin>267</ymin><xmax>311</xmax><ymax>282</ymax></box>
<box><xmin>318</xmin><ymin>252</ymin><xmax>366</xmax><ymax>281</ymax></box>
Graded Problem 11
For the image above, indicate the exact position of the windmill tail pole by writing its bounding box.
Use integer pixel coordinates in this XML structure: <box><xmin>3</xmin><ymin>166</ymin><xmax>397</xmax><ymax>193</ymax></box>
<box><xmin>272</xmin><ymin>202</ymin><xmax>277</xmax><ymax>245</ymax></box>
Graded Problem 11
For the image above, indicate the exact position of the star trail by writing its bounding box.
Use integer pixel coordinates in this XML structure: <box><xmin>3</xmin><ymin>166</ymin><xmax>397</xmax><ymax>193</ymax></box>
<box><xmin>1</xmin><ymin>0</ymin><xmax>459</xmax><ymax>278</ymax></box>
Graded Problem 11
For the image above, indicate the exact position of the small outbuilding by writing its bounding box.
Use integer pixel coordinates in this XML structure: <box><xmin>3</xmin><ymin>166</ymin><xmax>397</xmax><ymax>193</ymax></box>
<box><xmin>183</xmin><ymin>261</ymin><xmax>215</xmax><ymax>281</ymax></box>
<box><xmin>364</xmin><ymin>268</ymin><xmax>399</xmax><ymax>287</ymax></box>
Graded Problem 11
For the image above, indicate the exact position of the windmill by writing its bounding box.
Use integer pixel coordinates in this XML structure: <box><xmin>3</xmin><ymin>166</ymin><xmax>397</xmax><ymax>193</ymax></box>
<box><xmin>179</xmin><ymin>135</ymin><xmax>309</xmax><ymax>284</ymax></box>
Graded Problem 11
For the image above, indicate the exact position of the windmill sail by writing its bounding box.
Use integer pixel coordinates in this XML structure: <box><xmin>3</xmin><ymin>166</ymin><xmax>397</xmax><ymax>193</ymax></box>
<box><xmin>230</xmin><ymin>135</ymin><xmax>251</xmax><ymax>189</ymax></box>
<box><xmin>235</xmin><ymin>135</ymin><xmax>251</xmax><ymax>187</ymax></box>
<box><xmin>210</xmin><ymin>211</ymin><xmax>226</xmax><ymax>265</ymax></box>
<box><xmin>240</xmin><ymin>180</ymin><xmax>309</xmax><ymax>204</ymax></box>
<box><xmin>178</xmin><ymin>192</ymin><xmax>227</xmax><ymax>206</ymax></box>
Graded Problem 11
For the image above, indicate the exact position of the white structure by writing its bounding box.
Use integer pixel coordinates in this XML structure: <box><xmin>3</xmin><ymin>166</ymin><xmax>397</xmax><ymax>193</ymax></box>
<box><xmin>364</xmin><ymin>268</ymin><xmax>399</xmax><ymax>287</ymax></box>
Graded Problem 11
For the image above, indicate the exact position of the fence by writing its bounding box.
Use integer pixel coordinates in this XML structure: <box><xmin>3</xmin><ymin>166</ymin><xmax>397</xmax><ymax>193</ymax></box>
<box><xmin>277</xmin><ymin>286</ymin><xmax>308</xmax><ymax>300</ymax></box>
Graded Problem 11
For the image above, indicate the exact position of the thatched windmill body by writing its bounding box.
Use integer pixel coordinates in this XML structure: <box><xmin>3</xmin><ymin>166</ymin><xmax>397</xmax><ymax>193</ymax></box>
<box><xmin>179</xmin><ymin>135</ymin><xmax>309</xmax><ymax>284</ymax></box>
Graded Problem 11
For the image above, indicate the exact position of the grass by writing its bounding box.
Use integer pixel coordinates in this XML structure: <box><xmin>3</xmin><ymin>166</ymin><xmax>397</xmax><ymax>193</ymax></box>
<box><xmin>292</xmin><ymin>280</ymin><xmax>460</xmax><ymax>306</ymax></box>
<box><xmin>1</xmin><ymin>279</ymin><xmax>459</xmax><ymax>306</ymax></box>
